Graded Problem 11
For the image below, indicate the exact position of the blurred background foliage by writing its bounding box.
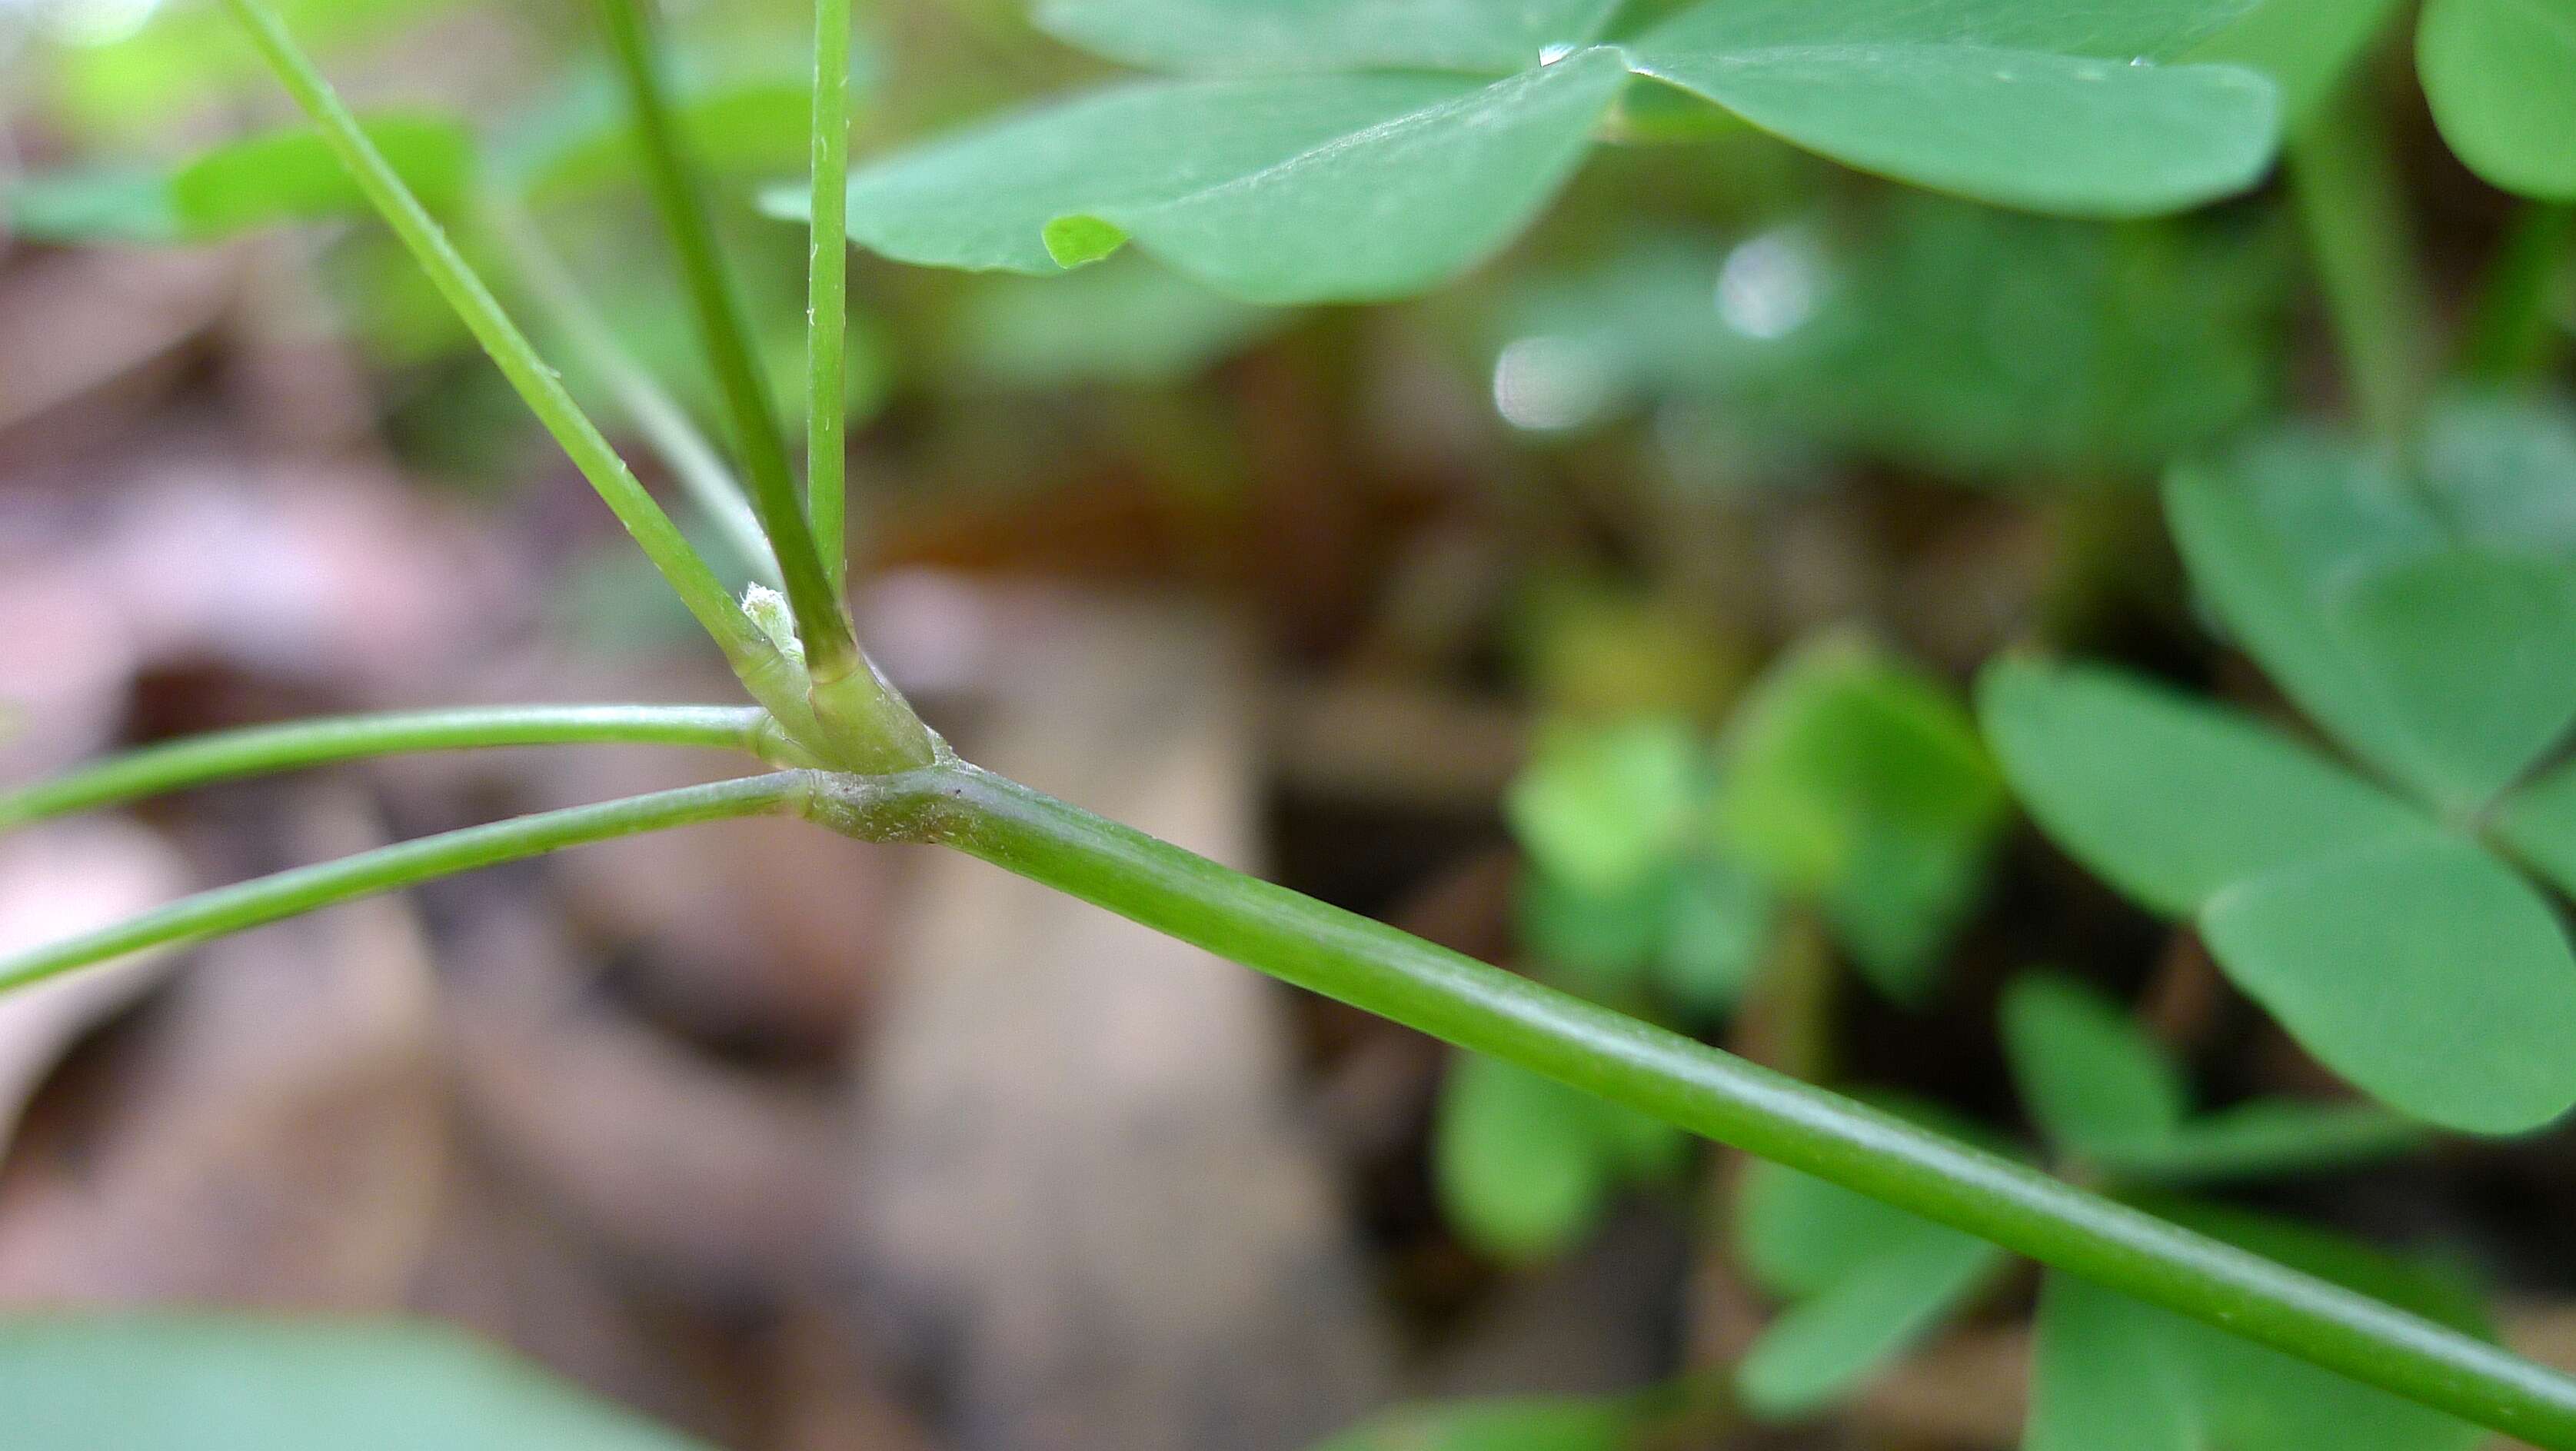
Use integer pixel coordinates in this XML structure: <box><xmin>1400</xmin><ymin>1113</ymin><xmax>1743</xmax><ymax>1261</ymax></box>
<box><xmin>2</xmin><ymin>0</ymin><xmax>2574</xmax><ymax>1448</ymax></box>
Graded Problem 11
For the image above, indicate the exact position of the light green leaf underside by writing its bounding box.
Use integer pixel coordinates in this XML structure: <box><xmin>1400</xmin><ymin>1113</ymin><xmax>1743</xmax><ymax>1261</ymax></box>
<box><xmin>1036</xmin><ymin>0</ymin><xmax>1625</xmax><ymax>75</ymax></box>
<box><xmin>1626</xmin><ymin>43</ymin><xmax>2278</xmax><ymax>220</ymax></box>
<box><xmin>2203</xmin><ymin>831</ymin><xmax>2576</xmax><ymax>1135</ymax></box>
<box><xmin>5</xmin><ymin>113</ymin><xmax>471</xmax><ymax>245</ymax></box>
<box><xmin>2002</xmin><ymin>974</ymin><xmax>2188</xmax><ymax>1157</ymax></box>
<box><xmin>1979</xmin><ymin>658</ymin><xmax>2425</xmax><ymax>917</ymax></box>
<box><xmin>2168</xmin><ymin>407</ymin><xmax>2576</xmax><ymax>814</ymax></box>
<box><xmin>2187</xmin><ymin>0</ymin><xmax>2408</xmax><ymax>125</ymax></box>
<box><xmin>827</xmin><ymin>0</ymin><xmax>2284</xmax><ymax>304</ymax></box>
<box><xmin>824</xmin><ymin>55</ymin><xmax>1627</xmax><ymax>304</ymax></box>
<box><xmin>0</xmin><ymin>1316</ymin><xmax>711</xmax><ymax>1450</ymax></box>
<box><xmin>1307</xmin><ymin>1394</ymin><xmax>1636</xmax><ymax>1451</ymax></box>
<box><xmin>2027</xmin><ymin>1275</ymin><xmax>2198</xmax><ymax>1451</ymax></box>
<box><xmin>1736</xmin><ymin>1232</ymin><xmax>2002</xmax><ymax>1419</ymax></box>
<box><xmin>2419</xmin><ymin>0</ymin><xmax>2576</xmax><ymax>200</ymax></box>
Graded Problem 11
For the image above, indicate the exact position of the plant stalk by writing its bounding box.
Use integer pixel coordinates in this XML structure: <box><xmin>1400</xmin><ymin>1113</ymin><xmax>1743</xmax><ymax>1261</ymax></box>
<box><xmin>807</xmin><ymin>762</ymin><xmax>2576</xmax><ymax>1449</ymax></box>
<box><xmin>215</xmin><ymin>0</ymin><xmax>820</xmax><ymax>741</ymax></box>
<box><xmin>2285</xmin><ymin>80</ymin><xmax>2431</xmax><ymax>447</ymax></box>
<box><xmin>0</xmin><ymin>705</ymin><xmax>794</xmax><ymax>832</ymax></box>
<box><xmin>0</xmin><ymin>773</ymin><xmax>814</xmax><ymax>993</ymax></box>
<box><xmin>594</xmin><ymin>0</ymin><xmax>854</xmax><ymax>675</ymax></box>
<box><xmin>807</xmin><ymin>0</ymin><xmax>854</xmax><ymax>595</ymax></box>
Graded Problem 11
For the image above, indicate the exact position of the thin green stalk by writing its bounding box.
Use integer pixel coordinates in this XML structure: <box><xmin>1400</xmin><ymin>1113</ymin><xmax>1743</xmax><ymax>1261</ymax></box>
<box><xmin>594</xmin><ymin>0</ymin><xmax>853</xmax><ymax>676</ymax></box>
<box><xmin>808</xmin><ymin>762</ymin><xmax>2576</xmax><ymax>1449</ymax></box>
<box><xmin>0</xmin><ymin>705</ymin><xmax>792</xmax><ymax>832</ymax></box>
<box><xmin>2464</xmin><ymin>201</ymin><xmax>2575</xmax><ymax>383</ymax></box>
<box><xmin>483</xmin><ymin>188</ymin><xmax>779</xmax><ymax>585</ymax></box>
<box><xmin>807</xmin><ymin>0</ymin><xmax>854</xmax><ymax>594</ymax></box>
<box><xmin>0</xmin><ymin>773</ymin><xmax>814</xmax><ymax>993</ymax></box>
<box><xmin>215</xmin><ymin>0</ymin><xmax>819</xmax><ymax>742</ymax></box>
<box><xmin>2285</xmin><ymin>82</ymin><xmax>2431</xmax><ymax>446</ymax></box>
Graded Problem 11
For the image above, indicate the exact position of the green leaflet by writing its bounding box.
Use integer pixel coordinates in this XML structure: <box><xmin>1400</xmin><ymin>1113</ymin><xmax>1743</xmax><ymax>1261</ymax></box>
<box><xmin>1983</xmin><ymin>654</ymin><xmax>2576</xmax><ymax>1133</ymax></box>
<box><xmin>5</xmin><ymin>113</ymin><xmax>472</xmax><ymax>245</ymax></box>
<box><xmin>0</xmin><ymin>1316</ymin><xmax>711</xmax><ymax>1451</ymax></box>
<box><xmin>2187</xmin><ymin>0</ymin><xmax>2408</xmax><ymax>125</ymax></box>
<box><xmin>810</xmin><ymin>0</ymin><xmax>2284</xmax><ymax>304</ymax></box>
<box><xmin>2026</xmin><ymin>1276</ymin><xmax>2198</xmax><ymax>1451</ymax></box>
<box><xmin>2418</xmin><ymin>0</ymin><xmax>2576</xmax><ymax>200</ymax></box>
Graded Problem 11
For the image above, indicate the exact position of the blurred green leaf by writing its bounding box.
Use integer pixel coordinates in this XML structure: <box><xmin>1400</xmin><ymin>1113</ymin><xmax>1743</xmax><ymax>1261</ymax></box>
<box><xmin>1509</xmin><ymin>716</ymin><xmax>1704</xmax><ymax>894</ymax></box>
<box><xmin>1982</xmin><ymin>657</ymin><xmax>2576</xmax><ymax>1133</ymax></box>
<box><xmin>1306</xmin><ymin>1393</ymin><xmax>1638</xmax><ymax>1451</ymax></box>
<box><xmin>5</xmin><ymin>112</ymin><xmax>471</xmax><ymax>245</ymax></box>
<box><xmin>1655</xmin><ymin>855</ymin><xmax>1775</xmax><ymax>1013</ymax></box>
<box><xmin>952</xmin><ymin>255</ymin><xmax>1290</xmax><ymax>388</ymax></box>
<box><xmin>1435</xmin><ymin>1052</ymin><xmax>1683</xmax><ymax>1263</ymax></box>
<box><xmin>498</xmin><ymin>46</ymin><xmax>828</xmax><ymax>205</ymax></box>
<box><xmin>1714</xmin><ymin>636</ymin><xmax>2005</xmax><ymax>1000</ymax></box>
<box><xmin>2168</xmin><ymin>403</ymin><xmax>2576</xmax><ymax>814</ymax></box>
<box><xmin>2418</xmin><ymin>0</ymin><xmax>2576</xmax><ymax>201</ymax></box>
<box><xmin>2026</xmin><ymin>1275</ymin><xmax>2198</xmax><ymax>1451</ymax></box>
<box><xmin>1736</xmin><ymin>1231</ymin><xmax>2002</xmax><ymax>1419</ymax></box>
<box><xmin>0</xmin><ymin>1315</ymin><xmax>710</xmax><ymax>1450</ymax></box>
<box><xmin>2001</xmin><ymin>974</ymin><xmax>2188</xmax><ymax>1160</ymax></box>
<box><xmin>2102</xmin><ymin>1099</ymin><xmax>2425</xmax><ymax>1183</ymax></box>
<box><xmin>1517</xmin><ymin>867</ymin><xmax>1668</xmax><ymax>995</ymax></box>
<box><xmin>2495</xmin><ymin>755</ymin><xmax>2576</xmax><ymax>897</ymax></box>
<box><xmin>45</xmin><ymin>0</ymin><xmax>463</xmax><ymax>138</ymax></box>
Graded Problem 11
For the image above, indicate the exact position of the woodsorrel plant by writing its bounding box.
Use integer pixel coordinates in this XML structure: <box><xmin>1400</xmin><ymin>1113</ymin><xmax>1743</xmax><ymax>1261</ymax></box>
<box><xmin>7</xmin><ymin>0</ymin><xmax>2576</xmax><ymax>1446</ymax></box>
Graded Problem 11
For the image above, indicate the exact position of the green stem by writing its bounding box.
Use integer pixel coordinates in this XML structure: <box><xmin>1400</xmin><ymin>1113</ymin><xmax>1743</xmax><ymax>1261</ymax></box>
<box><xmin>215</xmin><ymin>0</ymin><xmax>794</xmax><ymax>702</ymax></box>
<box><xmin>0</xmin><ymin>705</ymin><xmax>792</xmax><ymax>832</ymax></box>
<box><xmin>482</xmin><ymin>188</ymin><xmax>779</xmax><ymax>585</ymax></box>
<box><xmin>807</xmin><ymin>763</ymin><xmax>2576</xmax><ymax>1449</ymax></box>
<box><xmin>0</xmin><ymin>774</ymin><xmax>814</xmax><ymax>993</ymax></box>
<box><xmin>807</xmin><ymin>0</ymin><xmax>854</xmax><ymax>595</ymax></box>
<box><xmin>594</xmin><ymin>0</ymin><xmax>854</xmax><ymax>677</ymax></box>
<box><xmin>2285</xmin><ymin>82</ymin><xmax>2431</xmax><ymax>446</ymax></box>
<box><xmin>2464</xmin><ymin>201</ymin><xmax>2575</xmax><ymax>383</ymax></box>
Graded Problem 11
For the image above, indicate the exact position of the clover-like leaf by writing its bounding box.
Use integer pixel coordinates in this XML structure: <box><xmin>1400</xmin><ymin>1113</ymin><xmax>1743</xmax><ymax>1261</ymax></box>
<box><xmin>1982</xmin><ymin>657</ymin><xmax>2576</xmax><ymax>1133</ymax></box>
<box><xmin>5</xmin><ymin>113</ymin><xmax>471</xmax><ymax>246</ymax></box>
<box><xmin>2419</xmin><ymin>0</ymin><xmax>2576</xmax><ymax>200</ymax></box>
<box><xmin>1714</xmin><ymin>636</ymin><xmax>2006</xmax><ymax>1001</ymax></box>
<box><xmin>0</xmin><ymin>1316</ymin><xmax>710</xmax><ymax>1450</ymax></box>
<box><xmin>814</xmin><ymin>0</ymin><xmax>2282</xmax><ymax>305</ymax></box>
<box><xmin>2168</xmin><ymin>404</ymin><xmax>2576</xmax><ymax>814</ymax></box>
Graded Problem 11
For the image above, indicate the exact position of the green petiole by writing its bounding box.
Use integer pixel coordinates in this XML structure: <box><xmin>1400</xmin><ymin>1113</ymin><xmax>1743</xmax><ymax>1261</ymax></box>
<box><xmin>0</xmin><ymin>704</ymin><xmax>792</xmax><ymax>833</ymax></box>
